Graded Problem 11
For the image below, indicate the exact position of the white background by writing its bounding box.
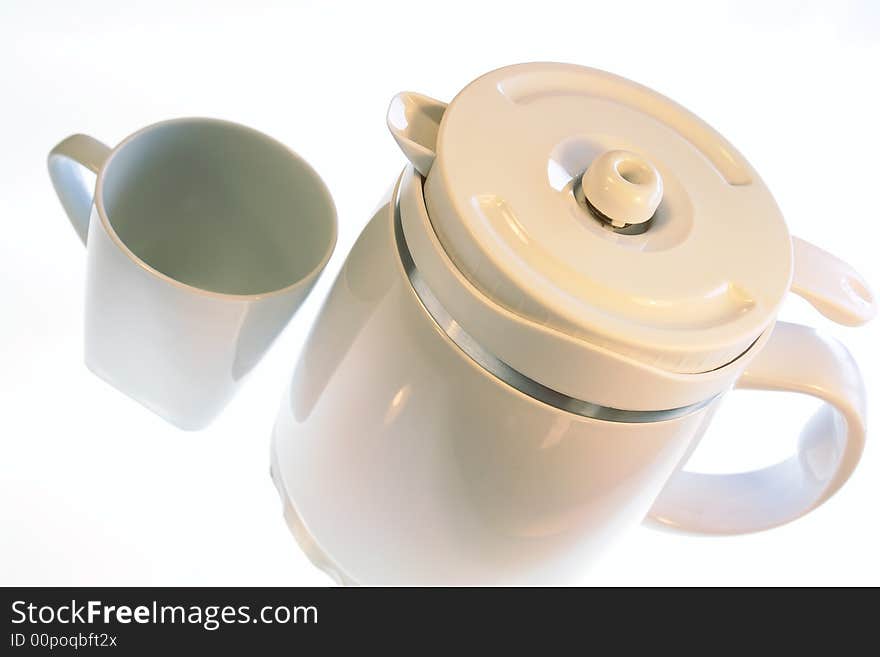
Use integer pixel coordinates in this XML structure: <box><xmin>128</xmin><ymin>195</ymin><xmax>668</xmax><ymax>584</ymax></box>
<box><xmin>1</xmin><ymin>1</ymin><xmax>878</xmax><ymax>586</ymax></box>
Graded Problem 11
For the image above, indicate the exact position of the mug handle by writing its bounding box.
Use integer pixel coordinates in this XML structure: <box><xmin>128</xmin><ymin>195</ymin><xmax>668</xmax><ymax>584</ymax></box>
<box><xmin>646</xmin><ymin>321</ymin><xmax>867</xmax><ymax>534</ymax></box>
<box><xmin>48</xmin><ymin>134</ymin><xmax>111</xmax><ymax>244</ymax></box>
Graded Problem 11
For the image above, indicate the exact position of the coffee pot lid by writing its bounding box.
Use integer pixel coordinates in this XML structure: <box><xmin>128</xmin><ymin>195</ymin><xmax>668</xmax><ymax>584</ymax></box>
<box><xmin>393</xmin><ymin>63</ymin><xmax>793</xmax><ymax>374</ymax></box>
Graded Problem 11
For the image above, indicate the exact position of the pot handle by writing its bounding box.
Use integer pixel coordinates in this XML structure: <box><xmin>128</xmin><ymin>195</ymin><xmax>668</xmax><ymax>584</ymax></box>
<box><xmin>48</xmin><ymin>134</ymin><xmax>111</xmax><ymax>244</ymax></box>
<box><xmin>646</xmin><ymin>321</ymin><xmax>867</xmax><ymax>534</ymax></box>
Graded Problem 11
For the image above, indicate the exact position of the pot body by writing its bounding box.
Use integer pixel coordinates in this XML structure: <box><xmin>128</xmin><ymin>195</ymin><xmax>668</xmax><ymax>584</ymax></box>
<box><xmin>271</xmin><ymin>180</ymin><xmax>724</xmax><ymax>585</ymax></box>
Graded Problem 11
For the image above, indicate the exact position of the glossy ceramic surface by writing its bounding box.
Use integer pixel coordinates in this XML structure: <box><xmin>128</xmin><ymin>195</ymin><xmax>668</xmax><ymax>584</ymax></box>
<box><xmin>49</xmin><ymin>119</ymin><xmax>337</xmax><ymax>429</ymax></box>
<box><xmin>399</xmin><ymin>63</ymin><xmax>795</xmax><ymax>374</ymax></box>
<box><xmin>272</xmin><ymin>179</ymin><xmax>719</xmax><ymax>584</ymax></box>
<box><xmin>271</xmin><ymin>167</ymin><xmax>871</xmax><ymax>584</ymax></box>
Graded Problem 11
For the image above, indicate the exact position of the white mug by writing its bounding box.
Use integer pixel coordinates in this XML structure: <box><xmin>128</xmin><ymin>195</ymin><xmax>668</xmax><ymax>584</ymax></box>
<box><xmin>270</xmin><ymin>64</ymin><xmax>876</xmax><ymax>585</ymax></box>
<box><xmin>49</xmin><ymin>118</ymin><xmax>337</xmax><ymax>430</ymax></box>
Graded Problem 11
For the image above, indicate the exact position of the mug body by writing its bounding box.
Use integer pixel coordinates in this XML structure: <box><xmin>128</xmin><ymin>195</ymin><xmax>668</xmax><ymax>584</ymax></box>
<box><xmin>83</xmin><ymin>119</ymin><xmax>336</xmax><ymax>429</ymax></box>
<box><xmin>271</xmin><ymin>182</ymin><xmax>723</xmax><ymax>585</ymax></box>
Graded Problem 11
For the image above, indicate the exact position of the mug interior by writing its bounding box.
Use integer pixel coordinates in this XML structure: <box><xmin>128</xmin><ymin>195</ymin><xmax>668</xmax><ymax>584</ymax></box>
<box><xmin>99</xmin><ymin>119</ymin><xmax>336</xmax><ymax>295</ymax></box>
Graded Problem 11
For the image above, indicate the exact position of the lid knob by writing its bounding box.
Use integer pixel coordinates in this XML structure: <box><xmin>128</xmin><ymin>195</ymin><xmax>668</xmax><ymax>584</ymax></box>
<box><xmin>580</xmin><ymin>150</ymin><xmax>663</xmax><ymax>230</ymax></box>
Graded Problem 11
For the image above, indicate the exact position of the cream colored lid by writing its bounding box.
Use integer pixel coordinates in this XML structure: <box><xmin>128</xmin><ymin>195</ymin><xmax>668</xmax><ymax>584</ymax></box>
<box><xmin>422</xmin><ymin>63</ymin><xmax>792</xmax><ymax>373</ymax></box>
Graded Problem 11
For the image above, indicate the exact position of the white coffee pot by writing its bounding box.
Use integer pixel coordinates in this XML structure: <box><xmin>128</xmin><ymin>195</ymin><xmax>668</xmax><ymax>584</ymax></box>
<box><xmin>271</xmin><ymin>63</ymin><xmax>876</xmax><ymax>584</ymax></box>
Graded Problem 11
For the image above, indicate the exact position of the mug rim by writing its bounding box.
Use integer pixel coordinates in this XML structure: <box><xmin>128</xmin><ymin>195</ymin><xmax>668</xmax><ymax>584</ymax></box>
<box><xmin>93</xmin><ymin>116</ymin><xmax>338</xmax><ymax>300</ymax></box>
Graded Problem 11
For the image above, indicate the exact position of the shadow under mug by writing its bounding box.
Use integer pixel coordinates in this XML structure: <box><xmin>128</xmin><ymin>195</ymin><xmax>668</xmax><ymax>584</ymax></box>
<box><xmin>48</xmin><ymin>118</ymin><xmax>337</xmax><ymax>430</ymax></box>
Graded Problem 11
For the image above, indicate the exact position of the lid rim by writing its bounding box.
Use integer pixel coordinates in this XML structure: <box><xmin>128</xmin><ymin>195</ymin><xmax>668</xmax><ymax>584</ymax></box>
<box><xmin>424</xmin><ymin>62</ymin><xmax>792</xmax><ymax>373</ymax></box>
<box><xmin>400</xmin><ymin>165</ymin><xmax>774</xmax><ymax>410</ymax></box>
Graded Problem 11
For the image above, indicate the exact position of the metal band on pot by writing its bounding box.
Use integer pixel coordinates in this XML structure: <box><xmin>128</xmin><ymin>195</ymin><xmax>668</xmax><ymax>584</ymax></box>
<box><xmin>393</xmin><ymin>197</ymin><xmax>718</xmax><ymax>424</ymax></box>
